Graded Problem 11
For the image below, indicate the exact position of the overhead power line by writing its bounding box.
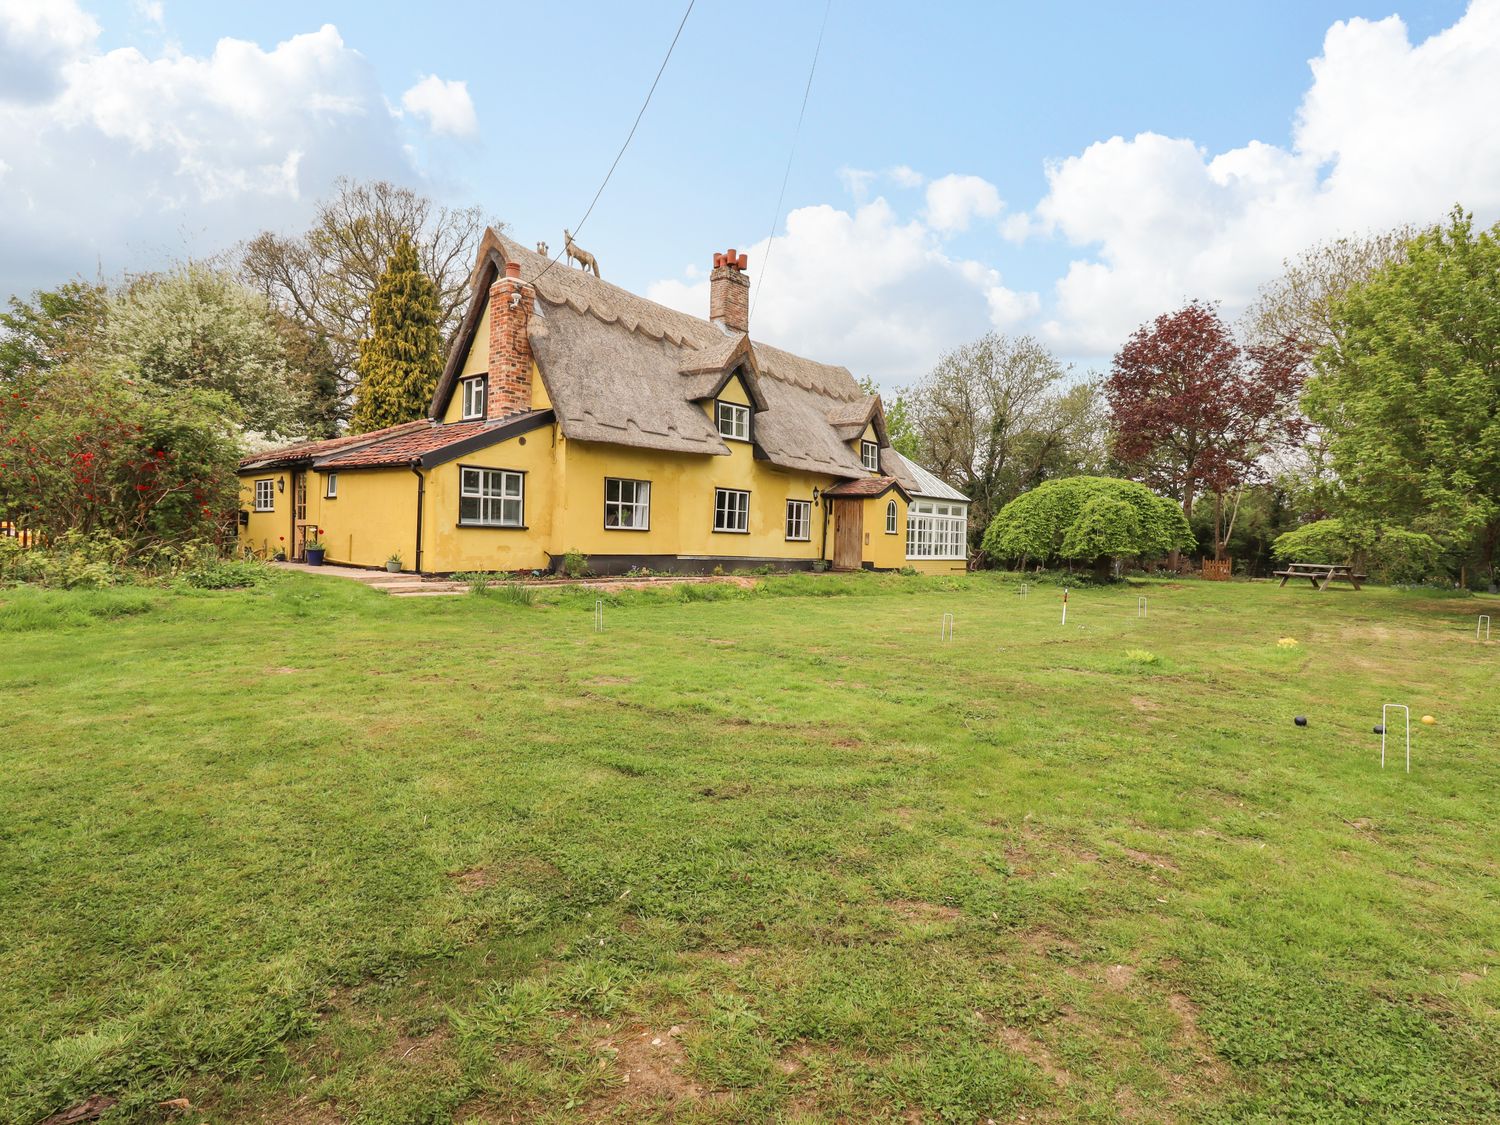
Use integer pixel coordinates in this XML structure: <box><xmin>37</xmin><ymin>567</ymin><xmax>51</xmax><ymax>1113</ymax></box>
<box><xmin>751</xmin><ymin>0</ymin><xmax>833</xmax><ymax>321</ymax></box>
<box><xmin>531</xmin><ymin>0</ymin><xmax>697</xmax><ymax>288</ymax></box>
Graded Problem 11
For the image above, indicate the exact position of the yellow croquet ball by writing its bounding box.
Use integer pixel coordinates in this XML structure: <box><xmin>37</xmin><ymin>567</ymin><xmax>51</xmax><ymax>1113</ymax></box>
<box><xmin>1421</xmin><ymin>715</ymin><xmax>1436</xmax><ymax>725</ymax></box>
<box><xmin>1277</xmin><ymin>637</ymin><xmax>1299</xmax><ymax>648</ymax></box>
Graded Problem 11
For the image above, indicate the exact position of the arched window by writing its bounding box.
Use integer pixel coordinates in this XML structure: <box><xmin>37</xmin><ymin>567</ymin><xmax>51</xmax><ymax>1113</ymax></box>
<box><xmin>886</xmin><ymin>499</ymin><xmax>898</xmax><ymax>534</ymax></box>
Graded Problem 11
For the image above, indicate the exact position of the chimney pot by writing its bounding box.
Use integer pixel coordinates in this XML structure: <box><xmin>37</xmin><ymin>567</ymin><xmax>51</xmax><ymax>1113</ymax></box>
<box><xmin>504</xmin><ymin>260</ymin><xmax>521</xmax><ymax>279</ymax></box>
<box><xmin>709</xmin><ymin>243</ymin><xmax>750</xmax><ymax>333</ymax></box>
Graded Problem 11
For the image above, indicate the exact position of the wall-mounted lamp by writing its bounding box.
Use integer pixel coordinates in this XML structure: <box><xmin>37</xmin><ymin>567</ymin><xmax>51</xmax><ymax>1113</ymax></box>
<box><xmin>277</xmin><ymin>476</ymin><xmax>285</xmax><ymax>493</ymax></box>
<box><xmin>812</xmin><ymin>487</ymin><xmax>821</xmax><ymax>503</ymax></box>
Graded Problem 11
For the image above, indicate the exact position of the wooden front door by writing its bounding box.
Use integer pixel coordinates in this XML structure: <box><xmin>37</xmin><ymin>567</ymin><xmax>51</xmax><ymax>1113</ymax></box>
<box><xmin>291</xmin><ymin>472</ymin><xmax>309</xmax><ymax>560</ymax></box>
<box><xmin>832</xmin><ymin>498</ymin><xmax>863</xmax><ymax>570</ymax></box>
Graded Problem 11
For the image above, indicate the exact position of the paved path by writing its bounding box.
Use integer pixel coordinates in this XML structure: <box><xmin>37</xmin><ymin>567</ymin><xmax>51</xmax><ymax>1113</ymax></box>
<box><xmin>276</xmin><ymin>563</ymin><xmax>769</xmax><ymax>598</ymax></box>
<box><xmin>274</xmin><ymin>562</ymin><xmax>468</xmax><ymax>597</ymax></box>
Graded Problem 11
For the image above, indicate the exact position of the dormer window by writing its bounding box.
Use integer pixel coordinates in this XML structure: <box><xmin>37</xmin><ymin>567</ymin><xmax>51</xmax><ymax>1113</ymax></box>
<box><xmin>861</xmin><ymin>440</ymin><xmax>880</xmax><ymax>472</ymax></box>
<box><xmin>460</xmin><ymin>376</ymin><xmax>487</xmax><ymax>420</ymax></box>
<box><xmin>716</xmin><ymin>401</ymin><xmax>750</xmax><ymax>442</ymax></box>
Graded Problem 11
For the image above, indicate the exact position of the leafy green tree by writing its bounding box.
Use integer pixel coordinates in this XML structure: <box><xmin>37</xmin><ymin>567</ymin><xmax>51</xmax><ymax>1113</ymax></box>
<box><xmin>107</xmin><ymin>265</ymin><xmax>309</xmax><ymax>439</ymax></box>
<box><xmin>1272</xmin><ymin>519</ymin><xmax>1440</xmax><ymax>584</ymax></box>
<box><xmin>242</xmin><ymin>179</ymin><xmax>494</xmax><ymax>426</ymax></box>
<box><xmin>0</xmin><ymin>360</ymin><xmax>241</xmax><ymax>551</ymax></box>
<box><xmin>350</xmin><ymin>235</ymin><xmax>444</xmax><ymax>432</ymax></box>
<box><xmin>906</xmin><ymin>333</ymin><xmax>1103</xmax><ymax>544</ymax></box>
<box><xmin>981</xmin><ymin>476</ymin><xmax>1192</xmax><ymax>578</ymax></box>
<box><xmin>1304</xmin><ymin>208</ymin><xmax>1500</xmax><ymax>586</ymax></box>
<box><xmin>859</xmin><ymin>376</ymin><xmax>919</xmax><ymax>459</ymax></box>
<box><xmin>0</xmin><ymin>280</ymin><xmax>108</xmax><ymax>384</ymax></box>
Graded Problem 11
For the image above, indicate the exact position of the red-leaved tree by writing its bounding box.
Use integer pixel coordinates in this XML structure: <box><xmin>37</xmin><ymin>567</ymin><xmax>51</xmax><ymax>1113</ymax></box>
<box><xmin>1106</xmin><ymin>301</ymin><xmax>1306</xmax><ymax>560</ymax></box>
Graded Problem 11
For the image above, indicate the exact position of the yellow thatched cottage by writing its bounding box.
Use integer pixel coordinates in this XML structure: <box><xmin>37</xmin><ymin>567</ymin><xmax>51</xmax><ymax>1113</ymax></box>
<box><xmin>238</xmin><ymin>233</ymin><xmax>969</xmax><ymax>575</ymax></box>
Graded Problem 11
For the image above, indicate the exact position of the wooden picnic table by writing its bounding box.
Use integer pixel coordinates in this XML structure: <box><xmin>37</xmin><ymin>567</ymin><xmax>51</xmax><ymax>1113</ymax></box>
<box><xmin>1274</xmin><ymin>562</ymin><xmax>1368</xmax><ymax>591</ymax></box>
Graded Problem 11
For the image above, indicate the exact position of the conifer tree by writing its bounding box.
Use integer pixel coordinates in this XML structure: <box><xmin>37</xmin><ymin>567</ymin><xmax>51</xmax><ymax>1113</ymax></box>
<box><xmin>350</xmin><ymin>234</ymin><xmax>443</xmax><ymax>432</ymax></box>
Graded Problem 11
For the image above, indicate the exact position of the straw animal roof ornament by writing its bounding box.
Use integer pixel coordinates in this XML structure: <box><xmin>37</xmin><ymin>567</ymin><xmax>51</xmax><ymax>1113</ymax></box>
<box><xmin>563</xmin><ymin>229</ymin><xmax>600</xmax><ymax>277</ymax></box>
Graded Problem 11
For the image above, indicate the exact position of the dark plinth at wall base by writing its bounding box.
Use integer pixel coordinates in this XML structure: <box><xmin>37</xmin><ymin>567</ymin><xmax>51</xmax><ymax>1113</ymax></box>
<box><xmin>549</xmin><ymin>553</ymin><xmax>825</xmax><ymax>577</ymax></box>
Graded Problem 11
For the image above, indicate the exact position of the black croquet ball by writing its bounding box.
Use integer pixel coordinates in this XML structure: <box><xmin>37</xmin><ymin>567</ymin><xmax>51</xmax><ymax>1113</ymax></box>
<box><xmin>1373</xmin><ymin>725</ymin><xmax>1385</xmax><ymax>734</ymax></box>
<box><xmin>1294</xmin><ymin>716</ymin><xmax>1307</xmax><ymax>727</ymax></box>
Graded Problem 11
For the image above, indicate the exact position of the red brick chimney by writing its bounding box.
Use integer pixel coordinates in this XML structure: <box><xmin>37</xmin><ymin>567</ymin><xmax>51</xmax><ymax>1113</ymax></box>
<box><xmin>486</xmin><ymin>260</ymin><xmax>534</xmax><ymax>419</ymax></box>
<box><xmin>709</xmin><ymin>248</ymin><xmax>750</xmax><ymax>334</ymax></box>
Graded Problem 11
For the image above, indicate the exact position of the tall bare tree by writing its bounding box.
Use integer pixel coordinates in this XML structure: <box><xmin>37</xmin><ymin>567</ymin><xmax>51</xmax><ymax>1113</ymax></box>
<box><xmin>1244</xmin><ymin>227</ymin><xmax>1415</xmax><ymax>356</ymax></box>
<box><xmin>907</xmin><ymin>333</ymin><xmax>1098</xmax><ymax>540</ymax></box>
<box><xmin>241</xmin><ymin>179</ymin><xmax>498</xmax><ymax>427</ymax></box>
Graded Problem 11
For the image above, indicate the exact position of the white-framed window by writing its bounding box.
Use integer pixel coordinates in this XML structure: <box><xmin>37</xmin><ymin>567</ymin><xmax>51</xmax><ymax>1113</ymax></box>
<box><xmin>325</xmin><ymin>473</ymin><xmax>338</xmax><ymax>499</ymax></box>
<box><xmin>716</xmin><ymin>401</ymin><xmax>750</xmax><ymax>442</ymax></box>
<box><xmin>713</xmin><ymin>487</ymin><xmax>750</xmax><ymax>533</ymax></box>
<box><xmin>605</xmin><ymin>477</ymin><xmax>651</xmax><ymax>530</ymax></box>
<box><xmin>861</xmin><ymin>440</ymin><xmax>880</xmax><ymax>472</ymax></box>
<box><xmin>906</xmin><ymin>501</ymin><xmax>967</xmax><ymax>560</ymax></box>
<box><xmin>785</xmin><ymin>499</ymin><xmax>811</xmax><ymax>541</ymax></box>
<box><xmin>886</xmin><ymin>498</ymin><xmax>897</xmax><ymax>534</ymax></box>
<box><xmin>461</xmin><ymin>376</ymin><xmax>487</xmax><ymax>420</ymax></box>
<box><xmin>254</xmin><ymin>479</ymin><xmax>275</xmax><ymax>512</ymax></box>
<box><xmin>459</xmin><ymin>466</ymin><xmax>524</xmax><ymax>527</ymax></box>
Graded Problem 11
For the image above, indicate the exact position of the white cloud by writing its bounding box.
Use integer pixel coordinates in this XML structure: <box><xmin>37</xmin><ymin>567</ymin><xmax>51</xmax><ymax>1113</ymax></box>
<box><xmin>1012</xmin><ymin>0</ymin><xmax>1500</xmax><ymax>355</ymax></box>
<box><xmin>0</xmin><ymin>0</ymin><xmax>100</xmax><ymax>103</ymax></box>
<box><xmin>0</xmin><ymin>8</ymin><xmax>473</xmax><ymax>298</ymax></box>
<box><xmin>647</xmin><ymin>198</ymin><xmax>1036</xmax><ymax>388</ymax></box>
<box><xmin>132</xmin><ymin>0</ymin><xmax>165</xmax><ymax>27</ymax></box>
<box><xmin>923</xmin><ymin>173</ymin><xmax>1003</xmax><ymax>233</ymax></box>
<box><xmin>837</xmin><ymin>165</ymin><xmax>877</xmax><ymax>201</ymax></box>
<box><xmin>888</xmin><ymin>164</ymin><xmax>925</xmax><ymax>189</ymax></box>
<box><xmin>400</xmin><ymin>74</ymin><xmax>477</xmax><ymax>138</ymax></box>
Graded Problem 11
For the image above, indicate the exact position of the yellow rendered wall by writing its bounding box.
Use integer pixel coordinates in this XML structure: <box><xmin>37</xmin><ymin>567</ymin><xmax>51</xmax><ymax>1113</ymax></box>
<box><xmin>909</xmin><ymin>558</ymin><xmax>968</xmax><ymax>575</ymax></box>
<box><xmin>418</xmin><ymin>426</ymin><xmax>556</xmax><ymax>572</ymax></box>
<box><xmin>441</xmin><ymin>360</ymin><xmax>551</xmax><ymax>423</ymax></box>
<box><xmin>461</xmin><ymin>306</ymin><xmax>490</xmax><ymax>376</ymax></box>
<box><xmin>717</xmin><ymin>373</ymin><xmax>751</xmax><ymax>408</ymax></box>
<box><xmin>239</xmin><ymin>474</ymin><xmax>292</xmax><ymax>557</ymax></box>
<box><xmin>860</xmin><ymin>493</ymin><xmax>908</xmax><ymax>570</ymax></box>
<box><xmin>555</xmin><ymin>434</ymin><xmax>831</xmax><ymax>564</ymax></box>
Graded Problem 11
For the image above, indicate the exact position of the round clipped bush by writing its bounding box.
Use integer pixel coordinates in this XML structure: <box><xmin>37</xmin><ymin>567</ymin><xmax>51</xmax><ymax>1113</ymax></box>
<box><xmin>982</xmin><ymin>476</ymin><xmax>1192</xmax><ymax>577</ymax></box>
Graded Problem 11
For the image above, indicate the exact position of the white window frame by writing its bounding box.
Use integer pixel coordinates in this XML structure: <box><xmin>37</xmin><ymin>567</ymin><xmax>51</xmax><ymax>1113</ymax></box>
<box><xmin>785</xmin><ymin>498</ymin><xmax>811</xmax><ymax>541</ymax></box>
<box><xmin>461</xmin><ymin>376</ymin><xmax>487</xmax><ymax>420</ymax></box>
<box><xmin>885</xmin><ymin>498</ymin><xmax>897</xmax><ymax>534</ymax></box>
<box><xmin>713</xmin><ymin>487</ymin><xmax>750</xmax><ymax>534</ymax></box>
<box><xmin>324</xmin><ymin>473</ymin><xmax>338</xmax><ymax>499</ymax></box>
<box><xmin>906</xmin><ymin>501</ymin><xmax>968</xmax><ymax>560</ymax></box>
<box><xmin>604</xmin><ymin>477</ymin><xmax>651</xmax><ymax>530</ymax></box>
<box><xmin>254</xmin><ymin>479</ymin><xmax>275</xmax><ymax>512</ymax></box>
<box><xmin>716</xmin><ymin>401</ymin><xmax>750</xmax><ymax>442</ymax></box>
<box><xmin>861</xmin><ymin>440</ymin><xmax>880</xmax><ymax>472</ymax></box>
<box><xmin>458</xmin><ymin>466</ymin><xmax>525</xmax><ymax>528</ymax></box>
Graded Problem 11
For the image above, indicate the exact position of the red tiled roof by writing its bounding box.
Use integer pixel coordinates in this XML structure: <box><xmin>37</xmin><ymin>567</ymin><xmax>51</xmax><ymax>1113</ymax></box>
<box><xmin>823</xmin><ymin>475</ymin><xmax>908</xmax><ymax>499</ymax></box>
<box><xmin>317</xmin><ymin>420</ymin><xmax>491</xmax><ymax>468</ymax></box>
<box><xmin>316</xmin><ymin>410</ymin><xmax>555</xmax><ymax>469</ymax></box>
<box><xmin>239</xmin><ymin>420</ymin><xmax>430</xmax><ymax>469</ymax></box>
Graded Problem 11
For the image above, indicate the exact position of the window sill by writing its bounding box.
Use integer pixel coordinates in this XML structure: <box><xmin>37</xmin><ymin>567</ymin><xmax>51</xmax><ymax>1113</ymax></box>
<box><xmin>604</xmin><ymin>526</ymin><xmax>651</xmax><ymax>532</ymax></box>
<box><xmin>712</xmin><ymin>528</ymin><xmax>750</xmax><ymax>535</ymax></box>
<box><xmin>785</xmin><ymin>537</ymin><xmax>810</xmax><ymax>543</ymax></box>
<box><xmin>457</xmin><ymin>522</ymin><xmax>528</xmax><ymax>530</ymax></box>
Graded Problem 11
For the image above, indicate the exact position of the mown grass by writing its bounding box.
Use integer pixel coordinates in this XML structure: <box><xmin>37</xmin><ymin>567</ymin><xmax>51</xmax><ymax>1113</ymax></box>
<box><xmin>1</xmin><ymin>571</ymin><xmax>1498</xmax><ymax>1123</ymax></box>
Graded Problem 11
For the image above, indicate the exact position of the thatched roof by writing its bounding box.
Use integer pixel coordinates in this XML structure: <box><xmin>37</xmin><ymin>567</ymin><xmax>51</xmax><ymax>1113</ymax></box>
<box><xmin>431</xmin><ymin>231</ymin><xmax>887</xmax><ymax>480</ymax></box>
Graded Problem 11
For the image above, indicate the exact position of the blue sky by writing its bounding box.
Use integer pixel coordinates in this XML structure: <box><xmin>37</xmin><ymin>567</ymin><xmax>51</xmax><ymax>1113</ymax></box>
<box><xmin>3</xmin><ymin>0</ymin><xmax>1495</xmax><ymax>385</ymax></box>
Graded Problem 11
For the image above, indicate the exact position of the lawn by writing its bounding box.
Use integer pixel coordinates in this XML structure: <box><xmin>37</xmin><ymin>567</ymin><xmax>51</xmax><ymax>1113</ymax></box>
<box><xmin>2</xmin><ymin>571</ymin><xmax>1498</xmax><ymax>1124</ymax></box>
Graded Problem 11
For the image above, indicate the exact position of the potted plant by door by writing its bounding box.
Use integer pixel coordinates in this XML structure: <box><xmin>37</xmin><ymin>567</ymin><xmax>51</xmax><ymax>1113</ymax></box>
<box><xmin>386</xmin><ymin>552</ymin><xmax>403</xmax><ymax>574</ymax></box>
<box><xmin>305</xmin><ymin>528</ymin><xmax>327</xmax><ymax>566</ymax></box>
